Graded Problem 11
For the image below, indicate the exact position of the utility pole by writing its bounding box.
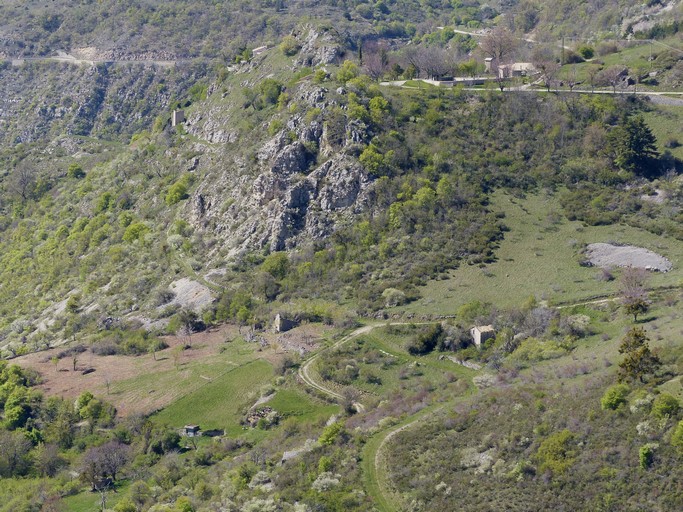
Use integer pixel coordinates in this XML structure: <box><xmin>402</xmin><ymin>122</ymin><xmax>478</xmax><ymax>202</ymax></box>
<box><xmin>561</xmin><ymin>36</ymin><xmax>565</xmax><ymax>65</ymax></box>
<box><xmin>649</xmin><ymin>39</ymin><xmax>653</xmax><ymax>71</ymax></box>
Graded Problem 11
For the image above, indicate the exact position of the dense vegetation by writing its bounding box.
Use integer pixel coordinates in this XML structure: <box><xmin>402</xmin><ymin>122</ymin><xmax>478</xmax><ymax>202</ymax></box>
<box><xmin>2</xmin><ymin>0</ymin><xmax>681</xmax><ymax>60</ymax></box>
<box><xmin>0</xmin><ymin>1</ymin><xmax>683</xmax><ymax>510</ymax></box>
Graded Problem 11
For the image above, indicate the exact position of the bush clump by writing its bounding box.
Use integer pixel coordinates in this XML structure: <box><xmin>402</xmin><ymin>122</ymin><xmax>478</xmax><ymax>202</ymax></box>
<box><xmin>651</xmin><ymin>393</ymin><xmax>680</xmax><ymax>419</ymax></box>
<box><xmin>600</xmin><ymin>383</ymin><xmax>629</xmax><ymax>410</ymax></box>
<box><xmin>165</xmin><ymin>174</ymin><xmax>194</xmax><ymax>206</ymax></box>
<box><xmin>406</xmin><ymin>324</ymin><xmax>444</xmax><ymax>355</ymax></box>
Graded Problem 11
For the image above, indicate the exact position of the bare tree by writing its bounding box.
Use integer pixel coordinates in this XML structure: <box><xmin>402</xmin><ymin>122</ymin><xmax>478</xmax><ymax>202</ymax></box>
<box><xmin>401</xmin><ymin>45</ymin><xmax>423</xmax><ymax>78</ymax></box>
<box><xmin>8</xmin><ymin>163</ymin><xmax>36</xmax><ymax>203</ymax></box>
<box><xmin>596</xmin><ymin>65</ymin><xmax>627</xmax><ymax>93</ymax></box>
<box><xmin>480</xmin><ymin>26</ymin><xmax>518</xmax><ymax>76</ymax></box>
<box><xmin>532</xmin><ymin>46</ymin><xmax>561</xmax><ymax>92</ymax></box>
<box><xmin>363</xmin><ymin>41</ymin><xmax>390</xmax><ymax>80</ymax></box>
<box><xmin>632</xmin><ymin>63</ymin><xmax>648</xmax><ymax>93</ymax></box>
<box><xmin>420</xmin><ymin>45</ymin><xmax>453</xmax><ymax>79</ymax></box>
<box><xmin>0</xmin><ymin>430</ymin><xmax>32</xmax><ymax>477</ymax></box>
<box><xmin>34</xmin><ymin>443</ymin><xmax>65</xmax><ymax>477</ymax></box>
<box><xmin>80</xmin><ymin>441</ymin><xmax>131</xmax><ymax>491</ymax></box>
<box><xmin>586</xmin><ymin>64</ymin><xmax>601</xmax><ymax>93</ymax></box>
<box><xmin>564</xmin><ymin>65</ymin><xmax>579</xmax><ymax>92</ymax></box>
<box><xmin>620</xmin><ymin>267</ymin><xmax>650</xmax><ymax>322</ymax></box>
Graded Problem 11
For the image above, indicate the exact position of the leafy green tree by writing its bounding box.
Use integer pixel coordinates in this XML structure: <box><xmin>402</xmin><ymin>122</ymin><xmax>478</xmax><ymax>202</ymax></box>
<box><xmin>536</xmin><ymin>429</ymin><xmax>577</xmax><ymax>475</ymax></box>
<box><xmin>65</xmin><ymin>294</ymin><xmax>80</xmax><ymax>314</ymax></box>
<box><xmin>165</xmin><ymin>175</ymin><xmax>193</xmax><ymax>205</ymax></box>
<box><xmin>624</xmin><ymin>297</ymin><xmax>649</xmax><ymax>323</ymax></box>
<box><xmin>123</xmin><ymin>222</ymin><xmax>150</xmax><ymax>243</ymax></box>
<box><xmin>336</xmin><ymin>60</ymin><xmax>359</xmax><ymax>83</ymax></box>
<box><xmin>671</xmin><ymin>420</ymin><xmax>683</xmax><ymax>453</ymax></box>
<box><xmin>600</xmin><ymin>383</ymin><xmax>629</xmax><ymax>410</ymax></box>
<box><xmin>651</xmin><ymin>393</ymin><xmax>679</xmax><ymax>419</ymax></box>
<box><xmin>257</xmin><ymin>79</ymin><xmax>283</xmax><ymax>107</ymax></box>
<box><xmin>406</xmin><ymin>323</ymin><xmax>444</xmax><ymax>355</ymax></box>
<box><xmin>261</xmin><ymin>252</ymin><xmax>289</xmax><ymax>279</ymax></box>
<box><xmin>577</xmin><ymin>45</ymin><xmax>594</xmax><ymax>59</ymax></box>
<box><xmin>279</xmin><ymin>35</ymin><xmax>300</xmax><ymax>56</ymax></box>
<box><xmin>618</xmin><ymin>327</ymin><xmax>661</xmax><ymax>383</ymax></box>
<box><xmin>369</xmin><ymin>96</ymin><xmax>390</xmax><ymax>125</ymax></box>
<box><xmin>319</xmin><ymin>422</ymin><xmax>343</xmax><ymax>445</ymax></box>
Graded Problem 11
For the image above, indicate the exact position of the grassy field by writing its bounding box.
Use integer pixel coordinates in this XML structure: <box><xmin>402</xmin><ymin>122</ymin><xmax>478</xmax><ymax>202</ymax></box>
<box><xmin>62</xmin><ymin>482</ymin><xmax>129</xmax><ymax>512</ymax></box>
<box><xmin>264</xmin><ymin>389</ymin><xmax>339</xmax><ymax>422</ymax></box>
<box><xmin>397</xmin><ymin>191</ymin><xmax>683</xmax><ymax>315</ymax></box>
<box><xmin>641</xmin><ymin>105</ymin><xmax>683</xmax><ymax>160</ymax></box>
<box><xmin>557</xmin><ymin>37</ymin><xmax>683</xmax><ymax>88</ymax></box>
<box><xmin>101</xmin><ymin>336</ymin><xmax>263</xmax><ymax>416</ymax></box>
<box><xmin>153</xmin><ymin>359</ymin><xmax>273</xmax><ymax>435</ymax></box>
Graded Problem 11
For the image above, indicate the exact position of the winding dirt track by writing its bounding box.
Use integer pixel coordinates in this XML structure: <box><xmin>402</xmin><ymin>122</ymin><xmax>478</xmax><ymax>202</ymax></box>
<box><xmin>298</xmin><ymin>325</ymin><xmax>374</xmax><ymax>412</ymax></box>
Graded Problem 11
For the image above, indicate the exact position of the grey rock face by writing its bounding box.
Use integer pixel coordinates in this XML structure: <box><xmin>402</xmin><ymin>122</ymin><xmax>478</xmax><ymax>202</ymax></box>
<box><xmin>294</xmin><ymin>26</ymin><xmax>344</xmax><ymax>67</ymax></box>
<box><xmin>271</xmin><ymin>142</ymin><xmax>311</xmax><ymax>176</ymax></box>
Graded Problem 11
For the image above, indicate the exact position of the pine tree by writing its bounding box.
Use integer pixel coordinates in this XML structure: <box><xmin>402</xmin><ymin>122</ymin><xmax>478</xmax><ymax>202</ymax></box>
<box><xmin>609</xmin><ymin>115</ymin><xmax>659</xmax><ymax>176</ymax></box>
<box><xmin>618</xmin><ymin>327</ymin><xmax>660</xmax><ymax>383</ymax></box>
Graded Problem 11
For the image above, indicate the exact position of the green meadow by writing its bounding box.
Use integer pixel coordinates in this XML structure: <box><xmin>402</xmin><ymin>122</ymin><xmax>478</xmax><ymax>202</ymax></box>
<box><xmin>397</xmin><ymin>191</ymin><xmax>683</xmax><ymax>315</ymax></box>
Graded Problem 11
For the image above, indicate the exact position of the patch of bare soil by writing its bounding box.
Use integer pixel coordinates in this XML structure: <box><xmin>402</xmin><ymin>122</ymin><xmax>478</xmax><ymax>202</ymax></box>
<box><xmin>14</xmin><ymin>323</ymin><xmax>324</xmax><ymax>417</ymax></box>
<box><xmin>586</xmin><ymin>243</ymin><xmax>672</xmax><ymax>272</ymax></box>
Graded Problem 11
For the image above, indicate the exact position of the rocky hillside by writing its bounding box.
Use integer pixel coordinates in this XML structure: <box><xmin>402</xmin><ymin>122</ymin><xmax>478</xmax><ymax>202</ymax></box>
<box><xmin>0</xmin><ymin>61</ymin><xmax>206</xmax><ymax>145</ymax></box>
<box><xmin>2</xmin><ymin>0</ymin><xmax>680</xmax><ymax>62</ymax></box>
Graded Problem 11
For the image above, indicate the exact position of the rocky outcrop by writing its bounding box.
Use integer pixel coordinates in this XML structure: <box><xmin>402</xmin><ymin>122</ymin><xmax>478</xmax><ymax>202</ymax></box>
<box><xmin>192</xmin><ymin>119</ymin><xmax>373</xmax><ymax>254</ymax></box>
<box><xmin>293</xmin><ymin>26</ymin><xmax>345</xmax><ymax>67</ymax></box>
<box><xmin>180</xmin><ymin>28</ymin><xmax>372</xmax><ymax>257</ymax></box>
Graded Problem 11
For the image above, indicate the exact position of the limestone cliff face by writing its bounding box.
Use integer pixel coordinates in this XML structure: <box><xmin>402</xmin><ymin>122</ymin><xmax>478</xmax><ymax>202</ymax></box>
<box><xmin>183</xmin><ymin>27</ymin><xmax>373</xmax><ymax>256</ymax></box>
<box><xmin>188</xmin><ymin>100</ymin><xmax>373</xmax><ymax>254</ymax></box>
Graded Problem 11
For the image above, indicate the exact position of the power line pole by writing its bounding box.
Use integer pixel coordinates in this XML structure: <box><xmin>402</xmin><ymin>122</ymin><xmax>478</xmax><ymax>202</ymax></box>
<box><xmin>561</xmin><ymin>36</ymin><xmax>565</xmax><ymax>65</ymax></box>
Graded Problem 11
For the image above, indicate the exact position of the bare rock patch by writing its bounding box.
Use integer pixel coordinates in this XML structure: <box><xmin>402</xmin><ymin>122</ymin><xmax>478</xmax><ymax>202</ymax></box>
<box><xmin>585</xmin><ymin>243</ymin><xmax>672</xmax><ymax>272</ymax></box>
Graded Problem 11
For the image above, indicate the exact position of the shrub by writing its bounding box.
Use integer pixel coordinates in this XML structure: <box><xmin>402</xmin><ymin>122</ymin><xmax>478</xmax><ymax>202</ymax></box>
<box><xmin>313</xmin><ymin>69</ymin><xmax>328</xmax><ymax>83</ymax></box>
<box><xmin>597</xmin><ymin>41</ymin><xmax>619</xmax><ymax>56</ymax></box>
<box><xmin>664</xmin><ymin>137</ymin><xmax>681</xmax><ymax>149</ymax></box>
<box><xmin>406</xmin><ymin>324</ymin><xmax>444</xmax><ymax>355</ymax></box>
<box><xmin>639</xmin><ymin>443</ymin><xmax>657</xmax><ymax>469</ymax></box>
<box><xmin>268</xmin><ymin>119</ymin><xmax>284</xmax><ymax>136</ymax></box>
<box><xmin>512</xmin><ymin>337</ymin><xmax>570</xmax><ymax>362</ymax></box>
<box><xmin>319</xmin><ymin>422</ymin><xmax>343</xmax><ymax>445</ymax></box>
<box><xmin>67</xmin><ymin>163</ymin><xmax>85</xmax><ymax>179</ymax></box>
<box><xmin>651</xmin><ymin>393</ymin><xmax>679</xmax><ymax>419</ymax></box>
<box><xmin>600</xmin><ymin>383</ymin><xmax>629</xmax><ymax>410</ymax></box>
<box><xmin>165</xmin><ymin>174</ymin><xmax>193</xmax><ymax>206</ymax></box>
<box><xmin>577</xmin><ymin>45</ymin><xmax>595</xmax><ymax>59</ymax></box>
<box><xmin>564</xmin><ymin>50</ymin><xmax>584</xmax><ymax>64</ymax></box>
<box><xmin>382</xmin><ymin>287</ymin><xmax>407</xmax><ymax>307</ymax></box>
<box><xmin>671</xmin><ymin>420</ymin><xmax>683</xmax><ymax>453</ymax></box>
<box><xmin>279</xmin><ymin>35</ymin><xmax>300</xmax><ymax>56</ymax></box>
<box><xmin>536</xmin><ymin>429</ymin><xmax>577</xmax><ymax>475</ymax></box>
<box><xmin>123</xmin><ymin>222</ymin><xmax>150</xmax><ymax>243</ymax></box>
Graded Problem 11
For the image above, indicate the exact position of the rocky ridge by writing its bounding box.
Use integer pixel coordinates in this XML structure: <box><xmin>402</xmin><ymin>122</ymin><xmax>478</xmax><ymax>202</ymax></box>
<box><xmin>183</xmin><ymin>27</ymin><xmax>374</xmax><ymax>255</ymax></box>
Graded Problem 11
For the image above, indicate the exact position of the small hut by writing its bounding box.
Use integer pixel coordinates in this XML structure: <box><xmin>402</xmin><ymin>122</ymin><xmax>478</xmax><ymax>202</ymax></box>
<box><xmin>470</xmin><ymin>325</ymin><xmax>495</xmax><ymax>348</ymax></box>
